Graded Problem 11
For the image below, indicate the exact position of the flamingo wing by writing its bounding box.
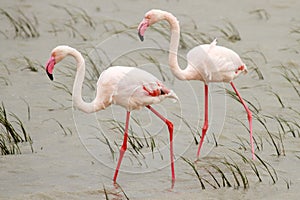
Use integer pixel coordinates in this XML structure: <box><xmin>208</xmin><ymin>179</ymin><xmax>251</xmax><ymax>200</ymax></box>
<box><xmin>187</xmin><ymin>39</ymin><xmax>247</xmax><ymax>83</ymax></box>
<box><xmin>99</xmin><ymin>66</ymin><xmax>177</xmax><ymax>111</ymax></box>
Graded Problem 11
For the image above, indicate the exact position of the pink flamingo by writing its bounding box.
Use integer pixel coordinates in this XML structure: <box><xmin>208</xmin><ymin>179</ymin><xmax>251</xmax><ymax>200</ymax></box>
<box><xmin>138</xmin><ymin>9</ymin><xmax>255</xmax><ymax>160</ymax></box>
<box><xmin>45</xmin><ymin>45</ymin><xmax>178</xmax><ymax>186</ymax></box>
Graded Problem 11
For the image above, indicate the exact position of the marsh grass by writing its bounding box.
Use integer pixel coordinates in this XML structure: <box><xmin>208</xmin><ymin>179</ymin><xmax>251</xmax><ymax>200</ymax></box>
<box><xmin>51</xmin><ymin>4</ymin><xmax>95</xmax><ymax>29</ymax></box>
<box><xmin>278</xmin><ymin>64</ymin><xmax>300</xmax><ymax>97</ymax></box>
<box><xmin>0</xmin><ymin>61</ymin><xmax>10</xmax><ymax>74</ymax></box>
<box><xmin>20</xmin><ymin>97</ymin><xmax>31</xmax><ymax>121</ymax></box>
<box><xmin>102</xmin><ymin>183</ymin><xmax>128</xmax><ymax>200</ymax></box>
<box><xmin>230</xmin><ymin>64</ymin><xmax>298</xmax><ymax>157</ymax></box>
<box><xmin>0</xmin><ymin>102</ymin><xmax>33</xmax><ymax>155</ymax></box>
<box><xmin>65</xmin><ymin>22</ymin><xmax>88</xmax><ymax>41</ymax></box>
<box><xmin>92</xmin><ymin>126</ymin><xmax>116</xmax><ymax>160</ymax></box>
<box><xmin>241</xmin><ymin>50</ymin><xmax>266</xmax><ymax>80</ymax></box>
<box><xmin>53</xmin><ymin>51</ymin><xmax>106</xmax><ymax>91</ymax></box>
<box><xmin>82</xmin><ymin>52</ymin><xmax>102</xmax><ymax>79</ymax></box>
<box><xmin>0</xmin><ymin>61</ymin><xmax>12</xmax><ymax>86</ymax></box>
<box><xmin>181</xmin><ymin>31</ymin><xmax>215</xmax><ymax>47</ymax></box>
<box><xmin>116</xmin><ymin>183</ymin><xmax>130</xmax><ymax>200</ymax></box>
<box><xmin>173</xmin><ymin>113</ymin><xmax>199</xmax><ymax>145</ymax></box>
<box><xmin>111</xmin><ymin>54</ymin><xmax>139</xmax><ymax>69</ymax></box>
<box><xmin>47</xmin><ymin>4</ymin><xmax>137</xmax><ymax>40</ymax></box>
<box><xmin>233</xmin><ymin>134</ymin><xmax>251</xmax><ymax>151</ymax></box>
<box><xmin>222</xmin><ymin>158</ymin><xmax>249</xmax><ymax>189</ymax></box>
<box><xmin>255</xmin><ymin>153</ymin><xmax>278</xmax><ymax>184</ymax></box>
<box><xmin>182</xmin><ymin>149</ymin><xmax>278</xmax><ymax>190</ymax></box>
<box><xmin>43</xmin><ymin>118</ymin><xmax>72</xmax><ymax>136</ymax></box>
<box><xmin>102</xmin><ymin>19</ymin><xmax>130</xmax><ymax>33</ymax></box>
<box><xmin>140</xmin><ymin>53</ymin><xmax>172</xmax><ymax>82</ymax></box>
<box><xmin>48</xmin><ymin>22</ymin><xmax>63</xmax><ymax>37</ymax></box>
<box><xmin>48</xmin><ymin>97</ymin><xmax>72</xmax><ymax>111</ymax></box>
<box><xmin>225</xmin><ymin>58</ymin><xmax>299</xmax><ymax>154</ymax></box>
<box><xmin>53</xmin><ymin>81</ymin><xmax>73</xmax><ymax>96</ymax></box>
<box><xmin>51</xmin><ymin>4</ymin><xmax>95</xmax><ymax>40</ymax></box>
<box><xmin>49</xmin><ymin>5</ymin><xmax>137</xmax><ymax>41</ymax></box>
<box><xmin>274</xmin><ymin>115</ymin><xmax>300</xmax><ymax>138</ymax></box>
<box><xmin>213</xmin><ymin>20</ymin><xmax>241</xmax><ymax>42</ymax></box>
<box><xmin>256</xmin><ymin>116</ymin><xmax>280</xmax><ymax>156</ymax></box>
<box><xmin>182</xmin><ymin>156</ymin><xmax>246</xmax><ymax>189</ymax></box>
<box><xmin>112</xmin><ymin>120</ymin><xmax>146</xmax><ymax>157</ymax></box>
<box><xmin>181</xmin><ymin>156</ymin><xmax>205</xmax><ymax>189</ymax></box>
<box><xmin>53</xmin><ymin>119</ymin><xmax>72</xmax><ymax>136</ymax></box>
<box><xmin>290</xmin><ymin>24</ymin><xmax>300</xmax><ymax>36</ymax></box>
<box><xmin>103</xmin><ymin>184</ymin><xmax>109</xmax><ymax>200</ymax></box>
<box><xmin>235</xmin><ymin>107</ymin><xmax>298</xmax><ymax>156</ymax></box>
<box><xmin>0</xmin><ymin>8</ymin><xmax>39</xmax><ymax>38</ymax></box>
<box><xmin>0</xmin><ymin>62</ymin><xmax>10</xmax><ymax>86</ymax></box>
<box><xmin>230</xmin><ymin>149</ymin><xmax>262</xmax><ymax>182</ymax></box>
<box><xmin>150</xmin><ymin>16</ymin><xmax>215</xmax><ymax>49</ymax></box>
<box><xmin>22</xmin><ymin>56</ymin><xmax>40</xmax><ymax>72</ymax></box>
<box><xmin>249</xmin><ymin>9</ymin><xmax>270</xmax><ymax>20</ymax></box>
<box><xmin>97</xmin><ymin>117</ymin><xmax>164</xmax><ymax>166</ymax></box>
<box><xmin>0</xmin><ymin>76</ymin><xmax>11</xmax><ymax>86</ymax></box>
<box><xmin>225</xmin><ymin>88</ymin><xmax>261</xmax><ymax>114</ymax></box>
<box><xmin>239</xmin><ymin>108</ymin><xmax>299</xmax><ymax>156</ymax></box>
<box><xmin>105</xmin><ymin>25</ymin><xmax>138</xmax><ymax>42</ymax></box>
<box><xmin>95</xmin><ymin>110</ymin><xmax>176</xmax><ymax>168</ymax></box>
<box><xmin>269</xmin><ymin>89</ymin><xmax>285</xmax><ymax>108</ymax></box>
<box><xmin>150</xmin><ymin>23</ymin><xmax>170</xmax><ymax>41</ymax></box>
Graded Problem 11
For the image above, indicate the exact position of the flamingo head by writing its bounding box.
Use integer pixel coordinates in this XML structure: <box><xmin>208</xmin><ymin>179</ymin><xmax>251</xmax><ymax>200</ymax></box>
<box><xmin>45</xmin><ymin>45</ymin><xmax>71</xmax><ymax>81</ymax></box>
<box><xmin>138</xmin><ymin>9</ymin><xmax>167</xmax><ymax>41</ymax></box>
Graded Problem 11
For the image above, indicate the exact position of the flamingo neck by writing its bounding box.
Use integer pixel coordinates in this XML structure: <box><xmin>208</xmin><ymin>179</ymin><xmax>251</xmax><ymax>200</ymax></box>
<box><xmin>164</xmin><ymin>12</ymin><xmax>187</xmax><ymax>80</ymax></box>
<box><xmin>70</xmin><ymin>48</ymin><xmax>103</xmax><ymax>113</ymax></box>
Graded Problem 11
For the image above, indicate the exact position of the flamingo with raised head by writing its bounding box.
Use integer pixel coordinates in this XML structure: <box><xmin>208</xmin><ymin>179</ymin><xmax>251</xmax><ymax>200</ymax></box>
<box><xmin>138</xmin><ymin>9</ymin><xmax>255</xmax><ymax>160</ymax></box>
<box><xmin>45</xmin><ymin>45</ymin><xmax>178</xmax><ymax>187</ymax></box>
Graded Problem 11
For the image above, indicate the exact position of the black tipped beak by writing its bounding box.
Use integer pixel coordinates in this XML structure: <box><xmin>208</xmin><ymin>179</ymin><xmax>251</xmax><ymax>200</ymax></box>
<box><xmin>137</xmin><ymin>19</ymin><xmax>149</xmax><ymax>42</ymax></box>
<box><xmin>45</xmin><ymin>56</ymin><xmax>55</xmax><ymax>81</ymax></box>
<box><xmin>138</xmin><ymin>31</ymin><xmax>144</xmax><ymax>42</ymax></box>
<box><xmin>47</xmin><ymin>70</ymin><xmax>54</xmax><ymax>81</ymax></box>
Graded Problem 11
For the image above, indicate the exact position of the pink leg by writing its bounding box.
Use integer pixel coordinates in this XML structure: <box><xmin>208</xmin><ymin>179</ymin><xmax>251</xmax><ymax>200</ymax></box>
<box><xmin>113</xmin><ymin>111</ymin><xmax>130</xmax><ymax>183</ymax></box>
<box><xmin>146</xmin><ymin>105</ymin><xmax>175</xmax><ymax>188</ymax></box>
<box><xmin>197</xmin><ymin>84</ymin><xmax>209</xmax><ymax>159</ymax></box>
<box><xmin>230</xmin><ymin>82</ymin><xmax>255</xmax><ymax>160</ymax></box>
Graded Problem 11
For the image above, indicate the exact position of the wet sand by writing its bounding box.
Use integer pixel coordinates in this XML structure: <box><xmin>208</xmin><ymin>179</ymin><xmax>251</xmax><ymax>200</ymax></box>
<box><xmin>1</xmin><ymin>0</ymin><xmax>300</xmax><ymax>199</ymax></box>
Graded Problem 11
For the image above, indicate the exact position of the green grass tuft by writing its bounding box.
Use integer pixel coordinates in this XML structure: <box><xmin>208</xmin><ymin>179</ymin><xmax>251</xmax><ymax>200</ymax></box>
<box><xmin>0</xmin><ymin>102</ymin><xmax>33</xmax><ymax>155</ymax></box>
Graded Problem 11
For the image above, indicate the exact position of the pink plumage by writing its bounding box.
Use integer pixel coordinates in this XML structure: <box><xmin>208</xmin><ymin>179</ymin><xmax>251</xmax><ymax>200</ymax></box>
<box><xmin>186</xmin><ymin>39</ymin><xmax>248</xmax><ymax>83</ymax></box>
<box><xmin>138</xmin><ymin>9</ymin><xmax>255</xmax><ymax>160</ymax></box>
<box><xmin>95</xmin><ymin>66</ymin><xmax>177</xmax><ymax>111</ymax></box>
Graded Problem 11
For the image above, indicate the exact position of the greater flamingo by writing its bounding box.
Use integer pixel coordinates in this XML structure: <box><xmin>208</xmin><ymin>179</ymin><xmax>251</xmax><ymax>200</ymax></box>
<box><xmin>138</xmin><ymin>9</ymin><xmax>255</xmax><ymax>160</ymax></box>
<box><xmin>45</xmin><ymin>45</ymin><xmax>178</xmax><ymax>186</ymax></box>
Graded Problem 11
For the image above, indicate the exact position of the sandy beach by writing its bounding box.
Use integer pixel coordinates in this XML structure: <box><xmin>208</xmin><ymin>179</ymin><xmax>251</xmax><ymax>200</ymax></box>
<box><xmin>1</xmin><ymin>0</ymin><xmax>300</xmax><ymax>199</ymax></box>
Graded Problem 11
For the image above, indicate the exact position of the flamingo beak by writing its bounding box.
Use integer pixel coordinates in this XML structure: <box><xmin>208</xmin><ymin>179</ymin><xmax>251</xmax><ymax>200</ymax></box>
<box><xmin>137</xmin><ymin>18</ymin><xmax>149</xmax><ymax>41</ymax></box>
<box><xmin>45</xmin><ymin>56</ymin><xmax>56</xmax><ymax>81</ymax></box>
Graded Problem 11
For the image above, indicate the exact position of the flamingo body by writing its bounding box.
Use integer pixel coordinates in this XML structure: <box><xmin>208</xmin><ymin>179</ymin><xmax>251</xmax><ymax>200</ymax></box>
<box><xmin>186</xmin><ymin>40</ymin><xmax>247</xmax><ymax>83</ymax></box>
<box><xmin>96</xmin><ymin>66</ymin><xmax>177</xmax><ymax>111</ymax></box>
<box><xmin>45</xmin><ymin>45</ymin><xmax>177</xmax><ymax>187</ymax></box>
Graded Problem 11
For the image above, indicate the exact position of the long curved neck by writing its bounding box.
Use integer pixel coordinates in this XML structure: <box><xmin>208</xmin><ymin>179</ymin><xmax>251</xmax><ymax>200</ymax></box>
<box><xmin>70</xmin><ymin>49</ymin><xmax>103</xmax><ymax>113</ymax></box>
<box><xmin>164</xmin><ymin>12</ymin><xmax>187</xmax><ymax>80</ymax></box>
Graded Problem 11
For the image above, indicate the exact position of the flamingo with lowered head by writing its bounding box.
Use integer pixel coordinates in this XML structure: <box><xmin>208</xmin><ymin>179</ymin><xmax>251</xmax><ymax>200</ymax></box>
<box><xmin>45</xmin><ymin>45</ymin><xmax>178</xmax><ymax>187</ymax></box>
<box><xmin>138</xmin><ymin>9</ymin><xmax>255</xmax><ymax>160</ymax></box>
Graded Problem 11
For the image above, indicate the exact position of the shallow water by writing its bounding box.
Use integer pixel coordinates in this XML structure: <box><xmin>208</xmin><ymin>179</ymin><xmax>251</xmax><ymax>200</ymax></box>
<box><xmin>1</xmin><ymin>0</ymin><xmax>300</xmax><ymax>199</ymax></box>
